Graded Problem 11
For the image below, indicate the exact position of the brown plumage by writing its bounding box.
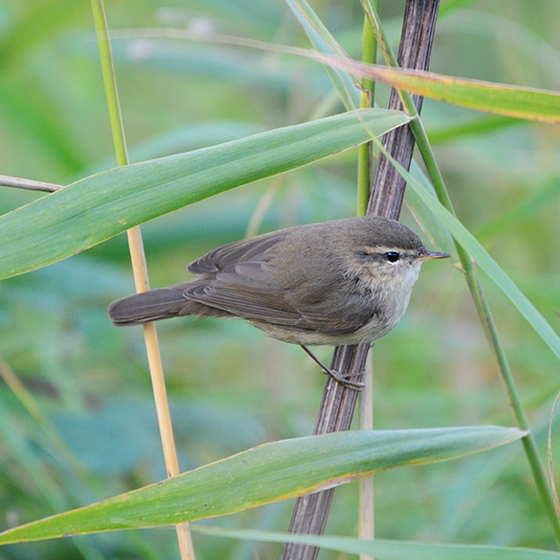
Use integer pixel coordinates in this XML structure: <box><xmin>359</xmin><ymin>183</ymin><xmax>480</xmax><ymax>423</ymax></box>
<box><xmin>108</xmin><ymin>216</ymin><xmax>449</xmax><ymax>347</ymax></box>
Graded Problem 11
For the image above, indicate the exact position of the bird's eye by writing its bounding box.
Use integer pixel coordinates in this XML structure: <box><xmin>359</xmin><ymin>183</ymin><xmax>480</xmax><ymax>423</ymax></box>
<box><xmin>385</xmin><ymin>251</ymin><xmax>400</xmax><ymax>263</ymax></box>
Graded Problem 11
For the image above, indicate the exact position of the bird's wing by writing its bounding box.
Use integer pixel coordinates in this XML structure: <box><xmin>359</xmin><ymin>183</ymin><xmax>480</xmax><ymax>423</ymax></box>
<box><xmin>285</xmin><ymin>278</ymin><xmax>379</xmax><ymax>336</ymax></box>
<box><xmin>186</xmin><ymin>230</ymin><xmax>302</xmax><ymax>325</ymax></box>
<box><xmin>188</xmin><ymin>231</ymin><xmax>286</xmax><ymax>275</ymax></box>
<box><xmin>186</xmin><ymin>228</ymin><xmax>376</xmax><ymax>336</ymax></box>
<box><xmin>185</xmin><ymin>261</ymin><xmax>302</xmax><ymax>325</ymax></box>
<box><xmin>185</xmin><ymin>260</ymin><xmax>376</xmax><ymax>336</ymax></box>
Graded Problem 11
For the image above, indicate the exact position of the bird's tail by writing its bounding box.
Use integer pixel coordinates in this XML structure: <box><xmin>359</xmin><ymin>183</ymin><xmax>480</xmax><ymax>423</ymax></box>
<box><xmin>108</xmin><ymin>286</ymin><xmax>192</xmax><ymax>326</ymax></box>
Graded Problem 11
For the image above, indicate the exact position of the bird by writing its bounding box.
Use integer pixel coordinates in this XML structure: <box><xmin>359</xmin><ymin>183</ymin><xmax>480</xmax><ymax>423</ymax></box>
<box><xmin>108</xmin><ymin>215</ymin><xmax>449</xmax><ymax>388</ymax></box>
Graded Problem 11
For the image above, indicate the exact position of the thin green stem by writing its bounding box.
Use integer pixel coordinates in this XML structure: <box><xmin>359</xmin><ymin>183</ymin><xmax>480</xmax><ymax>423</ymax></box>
<box><xmin>90</xmin><ymin>0</ymin><xmax>128</xmax><ymax>166</ymax></box>
<box><xmin>358</xmin><ymin>7</ymin><xmax>379</xmax><ymax>558</ymax></box>
<box><xmin>362</xmin><ymin>3</ymin><xmax>560</xmax><ymax>544</ymax></box>
<box><xmin>360</xmin><ymin>0</ymin><xmax>410</xmax><ymax>112</ymax></box>
<box><xmin>357</xmin><ymin>15</ymin><xmax>377</xmax><ymax>216</ymax></box>
<box><xmin>471</xmin><ymin>266</ymin><xmax>560</xmax><ymax>539</ymax></box>
<box><xmin>361</xmin><ymin>0</ymin><xmax>397</xmax><ymax>68</ymax></box>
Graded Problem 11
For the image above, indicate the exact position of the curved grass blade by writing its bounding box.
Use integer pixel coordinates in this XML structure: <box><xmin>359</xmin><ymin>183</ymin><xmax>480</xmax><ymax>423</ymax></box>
<box><xmin>399</xmin><ymin>161</ymin><xmax>560</xmax><ymax>360</ymax></box>
<box><xmin>281</xmin><ymin>50</ymin><xmax>560</xmax><ymax>123</ymax></box>
<box><xmin>103</xmin><ymin>32</ymin><xmax>560</xmax><ymax>122</ymax></box>
<box><xmin>0</xmin><ymin>427</ymin><xmax>524</xmax><ymax>544</ymax></box>
<box><xmin>367</xmin><ymin>65</ymin><xmax>560</xmax><ymax>123</ymax></box>
<box><xmin>0</xmin><ymin>108</ymin><xmax>408</xmax><ymax>280</ymax></box>
<box><xmin>194</xmin><ymin>526</ymin><xmax>560</xmax><ymax>560</ymax></box>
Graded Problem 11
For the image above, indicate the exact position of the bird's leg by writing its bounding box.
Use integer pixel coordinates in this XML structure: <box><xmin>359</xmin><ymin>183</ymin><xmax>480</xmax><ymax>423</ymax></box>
<box><xmin>300</xmin><ymin>345</ymin><xmax>364</xmax><ymax>391</ymax></box>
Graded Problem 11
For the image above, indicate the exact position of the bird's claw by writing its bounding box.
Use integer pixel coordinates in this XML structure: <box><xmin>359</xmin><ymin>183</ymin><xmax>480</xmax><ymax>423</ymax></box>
<box><xmin>321</xmin><ymin>366</ymin><xmax>365</xmax><ymax>391</ymax></box>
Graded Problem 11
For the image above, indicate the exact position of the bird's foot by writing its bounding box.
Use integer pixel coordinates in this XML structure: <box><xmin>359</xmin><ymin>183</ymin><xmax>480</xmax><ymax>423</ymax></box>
<box><xmin>322</xmin><ymin>366</ymin><xmax>365</xmax><ymax>390</ymax></box>
<box><xmin>300</xmin><ymin>345</ymin><xmax>364</xmax><ymax>391</ymax></box>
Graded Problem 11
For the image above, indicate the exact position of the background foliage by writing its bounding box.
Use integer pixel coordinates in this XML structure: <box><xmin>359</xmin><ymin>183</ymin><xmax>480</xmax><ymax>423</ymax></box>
<box><xmin>0</xmin><ymin>0</ymin><xmax>559</xmax><ymax>558</ymax></box>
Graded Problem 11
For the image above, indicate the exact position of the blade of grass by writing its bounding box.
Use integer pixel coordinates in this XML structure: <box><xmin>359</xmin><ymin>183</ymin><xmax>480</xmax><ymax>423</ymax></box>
<box><xmin>106</xmin><ymin>28</ymin><xmax>560</xmax><ymax>122</ymax></box>
<box><xmin>364</xmin><ymin>6</ymin><xmax>559</xmax><ymax>353</ymax></box>
<box><xmin>194</xmin><ymin>525</ymin><xmax>560</xmax><ymax>559</ymax></box>
<box><xmin>410</xmin><ymin>117</ymin><xmax>560</xmax><ymax>359</ymax></box>
<box><xmin>89</xmin><ymin>2</ymin><xmax>194</xmax><ymax>558</ymax></box>
<box><xmin>0</xmin><ymin>427</ymin><xmax>525</xmax><ymax>544</ymax></box>
<box><xmin>0</xmin><ymin>108</ymin><xmax>410</xmax><ymax>280</ymax></box>
<box><xmin>365</xmin><ymin>65</ymin><xmax>560</xmax><ymax>122</ymax></box>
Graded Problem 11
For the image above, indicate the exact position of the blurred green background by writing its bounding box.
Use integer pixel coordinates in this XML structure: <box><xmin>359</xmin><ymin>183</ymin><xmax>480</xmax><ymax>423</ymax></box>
<box><xmin>0</xmin><ymin>0</ymin><xmax>559</xmax><ymax>558</ymax></box>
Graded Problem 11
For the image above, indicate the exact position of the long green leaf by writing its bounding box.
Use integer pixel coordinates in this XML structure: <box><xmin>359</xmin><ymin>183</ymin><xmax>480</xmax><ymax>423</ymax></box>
<box><xmin>0</xmin><ymin>108</ymin><xmax>408</xmax><ymax>280</ymax></box>
<box><xmin>110</xmin><ymin>33</ymin><xmax>560</xmax><ymax>123</ymax></box>
<box><xmin>194</xmin><ymin>526</ymin><xmax>560</xmax><ymax>559</ymax></box>
<box><xmin>0</xmin><ymin>427</ymin><xmax>523</xmax><ymax>544</ymax></box>
<box><xmin>368</xmin><ymin>66</ymin><xmax>560</xmax><ymax>123</ymax></box>
<box><xmin>290</xmin><ymin>51</ymin><xmax>560</xmax><ymax>122</ymax></box>
<box><xmin>365</xmin><ymin>133</ymin><xmax>560</xmax><ymax>359</ymax></box>
<box><xmin>402</xmin><ymin>169</ymin><xmax>560</xmax><ymax>360</ymax></box>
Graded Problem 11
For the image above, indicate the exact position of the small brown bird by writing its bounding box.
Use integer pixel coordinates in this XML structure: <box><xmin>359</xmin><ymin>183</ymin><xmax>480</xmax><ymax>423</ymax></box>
<box><xmin>108</xmin><ymin>216</ymin><xmax>449</xmax><ymax>387</ymax></box>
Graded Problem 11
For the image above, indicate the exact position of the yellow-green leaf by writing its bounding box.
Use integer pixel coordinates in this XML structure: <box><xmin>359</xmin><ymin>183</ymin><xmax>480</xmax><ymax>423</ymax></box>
<box><xmin>0</xmin><ymin>427</ymin><xmax>523</xmax><ymax>544</ymax></box>
<box><xmin>370</xmin><ymin>65</ymin><xmax>560</xmax><ymax>123</ymax></box>
<box><xmin>0</xmin><ymin>108</ymin><xmax>408</xmax><ymax>280</ymax></box>
<box><xmin>309</xmin><ymin>53</ymin><xmax>560</xmax><ymax>123</ymax></box>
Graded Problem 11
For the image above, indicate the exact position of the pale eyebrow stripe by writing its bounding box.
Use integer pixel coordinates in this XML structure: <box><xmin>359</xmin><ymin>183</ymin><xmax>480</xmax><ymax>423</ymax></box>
<box><xmin>362</xmin><ymin>245</ymin><xmax>402</xmax><ymax>253</ymax></box>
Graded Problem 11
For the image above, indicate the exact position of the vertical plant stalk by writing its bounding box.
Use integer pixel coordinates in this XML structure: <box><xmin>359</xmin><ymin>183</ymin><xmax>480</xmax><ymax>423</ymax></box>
<box><xmin>367</xmin><ymin>0</ymin><xmax>439</xmax><ymax>218</ymax></box>
<box><xmin>471</xmin><ymin>267</ymin><xmax>560</xmax><ymax>543</ymax></box>
<box><xmin>281</xmin><ymin>345</ymin><xmax>370</xmax><ymax>560</ymax></box>
<box><xmin>89</xmin><ymin>2</ymin><xmax>195</xmax><ymax>559</ymax></box>
<box><xmin>357</xmin><ymin>12</ymin><xmax>378</xmax><ymax>560</ymax></box>
<box><xmin>280</xmin><ymin>2</ymin><xmax>440</xmax><ymax>559</ymax></box>
<box><xmin>358</xmin><ymin>351</ymin><xmax>374</xmax><ymax>560</ymax></box>
<box><xmin>356</xmin><ymin>15</ymin><xmax>377</xmax><ymax>218</ymax></box>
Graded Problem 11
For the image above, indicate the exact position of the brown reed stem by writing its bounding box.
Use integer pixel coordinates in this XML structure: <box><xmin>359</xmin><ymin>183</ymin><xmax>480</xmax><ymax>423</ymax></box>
<box><xmin>280</xmin><ymin>2</ymin><xmax>440</xmax><ymax>558</ymax></box>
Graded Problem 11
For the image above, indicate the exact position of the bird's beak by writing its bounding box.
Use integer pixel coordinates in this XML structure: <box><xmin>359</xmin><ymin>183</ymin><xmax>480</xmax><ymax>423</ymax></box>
<box><xmin>418</xmin><ymin>249</ymin><xmax>451</xmax><ymax>261</ymax></box>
